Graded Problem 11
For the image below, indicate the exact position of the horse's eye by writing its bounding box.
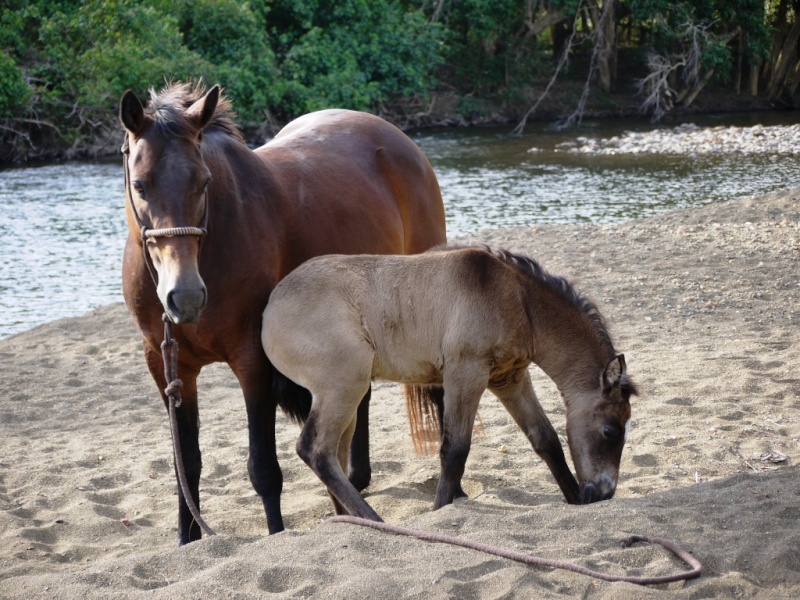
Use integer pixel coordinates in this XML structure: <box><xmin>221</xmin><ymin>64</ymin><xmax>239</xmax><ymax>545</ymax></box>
<box><xmin>602</xmin><ymin>424</ymin><xmax>621</xmax><ymax>441</ymax></box>
<box><xmin>132</xmin><ymin>181</ymin><xmax>145</xmax><ymax>198</ymax></box>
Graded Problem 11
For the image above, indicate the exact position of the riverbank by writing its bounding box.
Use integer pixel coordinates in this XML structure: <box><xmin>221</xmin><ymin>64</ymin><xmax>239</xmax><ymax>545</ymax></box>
<box><xmin>1</xmin><ymin>83</ymin><xmax>789</xmax><ymax>164</ymax></box>
<box><xmin>1</xmin><ymin>187</ymin><xmax>798</xmax><ymax>598</ymax></box>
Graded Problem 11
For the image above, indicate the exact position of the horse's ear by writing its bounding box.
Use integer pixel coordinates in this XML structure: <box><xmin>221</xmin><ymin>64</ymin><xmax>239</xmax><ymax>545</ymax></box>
<box><xmin>120</xmin><ymin>90</ymin><xmax>146</xmax><ymax>135</ymax></box>
<box><xmin>187</xmin><ymin>84</ymin><xmax>220</xmax><ymax>131</ymax></box>
<box><xmin>602</xmin><ymin>354</ymin><xmax>627</xmax><ymax>391</ymax></box>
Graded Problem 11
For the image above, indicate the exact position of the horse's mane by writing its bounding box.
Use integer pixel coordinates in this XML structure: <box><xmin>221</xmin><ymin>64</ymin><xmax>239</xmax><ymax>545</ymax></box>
<box><xmin>441</xmin><ymin>243</ymin><xmax>619</xmax><ymax>361</ymax></box>
<box><xmin>146</xmin><ymin>81</ymin><xmax>245</xmax><ymax>144</ymax></box>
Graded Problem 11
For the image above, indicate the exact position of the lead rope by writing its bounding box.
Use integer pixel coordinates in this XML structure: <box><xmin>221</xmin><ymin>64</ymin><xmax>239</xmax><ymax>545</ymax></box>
<box><xmin>123</xmin><ymin>135</ymin><xmax>214</xmax><ymax>537</ymax></box>
<box><xmin>162</xmin><ymin>315</ymin><xmax>217</xmax><ymax>537</ymax></box>
<box><xmin>328</xmin><ymin>515</ymin><xmax>702</xmax><ymax>585</ymax></box>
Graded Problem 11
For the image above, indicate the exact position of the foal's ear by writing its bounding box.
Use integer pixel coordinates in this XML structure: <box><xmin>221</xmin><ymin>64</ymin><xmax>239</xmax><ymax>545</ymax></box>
<box><xmin>602</xmin><ymin>354</ymin><xmax>627</xmax><ymax>391</ymax></box>
<box><xmin>120</xmin><ymin>90</ymin><xmax>146</xmax><ymax>135</ymax></box>
<box><xmin>186</xmin><ymin>84</ymin><xmax>220</xmax><ymax>132</ymax></box>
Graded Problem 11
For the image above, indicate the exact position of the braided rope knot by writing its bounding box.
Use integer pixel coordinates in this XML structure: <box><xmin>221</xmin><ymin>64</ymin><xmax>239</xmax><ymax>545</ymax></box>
<box><xmin>165</xmin><ymin>378</ymin><xmax>184</xmax><ymax>403</ymax></box>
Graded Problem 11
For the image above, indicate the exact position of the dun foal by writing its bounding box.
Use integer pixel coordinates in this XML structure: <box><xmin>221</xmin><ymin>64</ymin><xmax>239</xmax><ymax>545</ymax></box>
<box><xmin>262</xmin><ymin>245</ymin><xmax>637</xmax><ymax>520</ymax></box>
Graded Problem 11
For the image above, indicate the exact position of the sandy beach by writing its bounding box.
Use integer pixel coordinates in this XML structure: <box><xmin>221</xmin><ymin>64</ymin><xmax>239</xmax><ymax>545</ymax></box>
<box><xmin>1</xmin><ymin>187</ymin><xmax>798</xmax><ymax>598</ymax></box>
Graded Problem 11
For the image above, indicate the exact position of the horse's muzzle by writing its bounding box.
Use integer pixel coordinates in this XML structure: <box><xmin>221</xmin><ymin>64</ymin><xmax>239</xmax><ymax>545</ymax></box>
<box><xmin>165</xmin><ymin>285</ymin><xmax>207</xmax><ymax>324</ymax></box>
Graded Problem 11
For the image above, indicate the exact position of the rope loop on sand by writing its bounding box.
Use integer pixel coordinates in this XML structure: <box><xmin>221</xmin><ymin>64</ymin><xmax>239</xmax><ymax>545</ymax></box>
<box><xmin>328</xmin><ymin>515</ymin><xmax>702</xmax><ymax>585</ymax></box>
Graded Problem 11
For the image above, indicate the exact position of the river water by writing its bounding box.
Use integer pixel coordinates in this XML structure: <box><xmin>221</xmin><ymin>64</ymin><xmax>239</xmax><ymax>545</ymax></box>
<box><xmin>1</xmin><ymin>112</ymin><xmax>798</xmax><ymax>338</ymax></box>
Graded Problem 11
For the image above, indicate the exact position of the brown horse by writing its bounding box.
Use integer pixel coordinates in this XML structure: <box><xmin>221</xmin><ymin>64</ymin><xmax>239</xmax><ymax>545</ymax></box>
<box><xmin>119</xmin><ymin>82</ymin><xmax>446</xmax><ymax>544</ymax></box>
<box><xmin>262</xmin><ymin>245</ymin><xmax>637</xmax><ymax>521</ymax></box>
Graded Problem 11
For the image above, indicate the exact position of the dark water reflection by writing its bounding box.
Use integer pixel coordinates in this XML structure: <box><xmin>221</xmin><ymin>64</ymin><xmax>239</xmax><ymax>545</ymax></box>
<box><xmin>1</xmin><ymin>112</ymin><xmax>798</xmax><ymax>337</ymax></box>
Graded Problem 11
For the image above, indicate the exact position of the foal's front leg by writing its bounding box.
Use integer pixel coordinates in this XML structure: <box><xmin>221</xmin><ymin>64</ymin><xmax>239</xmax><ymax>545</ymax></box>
<box><xmin>491</xmin><ymin>370</ymin><xmax>581</xmax><ymax>504</ymax></box>
<box><xmin>434</xmin><ymin>364</ymin><xmax>487</xmax><ymax>509</ymax></box>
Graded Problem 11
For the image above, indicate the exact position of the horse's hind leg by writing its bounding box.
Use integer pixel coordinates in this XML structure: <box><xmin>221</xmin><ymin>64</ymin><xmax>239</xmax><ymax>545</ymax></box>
<box><xmin>348</xmin><ymin>386</ymin><xmax>372</xmax><ymax>492</ymax></box>
<box><xmin>434</xmin><ymin>364</ymin><xmax>487</xmax><ymax>510</ymax></box>
<box><xmin>491</xmin><ymin>370</ymin><xmax>581</xmax><ymax>504</ymax></box>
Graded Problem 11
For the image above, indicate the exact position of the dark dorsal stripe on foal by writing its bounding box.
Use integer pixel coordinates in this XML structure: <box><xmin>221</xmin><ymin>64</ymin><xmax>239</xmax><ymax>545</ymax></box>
<box><xmin>438</xmin><ymin>243</ymin><xmax>618</xmax><ymax>363</ymax></box>
<box><xmin>146</xmin><ymin>82</ymin><xmax>244</xmax><ymax>144</ymax></box>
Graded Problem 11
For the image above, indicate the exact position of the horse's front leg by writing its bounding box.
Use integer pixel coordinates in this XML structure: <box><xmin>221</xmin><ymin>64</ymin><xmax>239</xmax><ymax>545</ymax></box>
<box><xmin>434</xmin><ymin>364</ymin><xmax>487</xmax><ymax>510</ymax></box>
<box><xmin>236</xmin><ymin>359</ymin><xmax>285</xmax><ymax>534</ymax></box>
<box><xmin>145</xmin><ymin>346</ymin><xmax>203</xmax><ymax>545</ymax></box>
<box><xmin>491</xmin><ymin>370</ymin><xmax>581</xmax><ymax>504</ymax></box>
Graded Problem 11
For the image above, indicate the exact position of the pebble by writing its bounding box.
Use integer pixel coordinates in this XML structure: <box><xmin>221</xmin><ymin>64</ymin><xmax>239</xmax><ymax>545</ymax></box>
<box><xmin>553</xmin><ymin>123</ymin><xmax>800</xmax><ymax>155</ymax></box>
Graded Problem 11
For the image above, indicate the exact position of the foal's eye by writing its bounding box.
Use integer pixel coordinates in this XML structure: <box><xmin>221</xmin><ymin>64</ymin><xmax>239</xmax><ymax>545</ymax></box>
<box><xmin>602</xmin><ymin>424</ymin><xmax>622</xmax><ymax>441</ymax></box>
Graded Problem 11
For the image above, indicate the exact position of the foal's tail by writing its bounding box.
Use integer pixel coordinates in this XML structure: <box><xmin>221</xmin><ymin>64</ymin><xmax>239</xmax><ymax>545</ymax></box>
<box><xmin>405</xmin><ymin>385</ymin><xmax>444</xmax><ymax>455</ymax></box>
<box><xmin>405</xmin><ymin>385</ymin><xmax>485</xmax><ymax>455</ymax></box>
<box><xmin>271</xmin><ymin>364</ymin><xmax>312</xmax><ymax>423</ymax></box>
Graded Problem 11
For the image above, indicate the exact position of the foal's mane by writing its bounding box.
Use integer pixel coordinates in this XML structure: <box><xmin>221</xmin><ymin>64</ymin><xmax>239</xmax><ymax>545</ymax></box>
<box><xmin>446</xmin><ymin>244</ymin><xmax>617</xmax><ymax>358</ymax></box>
<box><xmin>147</xmin><ymin>81</ymin><xmax>245</xmax><ymax>144</ymax></box>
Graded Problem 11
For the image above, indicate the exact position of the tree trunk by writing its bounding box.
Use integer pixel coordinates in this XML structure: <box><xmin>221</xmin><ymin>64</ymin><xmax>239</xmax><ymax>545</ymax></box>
<box><xmin>681</xmin><ymin>69</ymin><xmax>715</xmax><ymax>107</ymax></box>
<box><xmin>750</xmin><ymin>64</ymin><xmax>760</xmax><ymax>96</ymax></box>
<box><xmin>768</xmin><ymin>19</ymin><xmax>800</xmax><ymax>98</ymax></box>
<box><xmin>789</xmin><ymin>57</ymin><xmax>800</xmax><ymax>95</ymax></box>
<box><xmin>735</xmin><ymin>30</ymin><xmax>743</xmax><ymax>95</ymax></box>
<box><xmin>522</xmin><ymin>7</ymin><xmax>564</xmax><ymax>39</ymax></box>
<box><xmin>589</xmin><ymin>0</ymin><xmax>616</xmax><ymax>93</ymax></box>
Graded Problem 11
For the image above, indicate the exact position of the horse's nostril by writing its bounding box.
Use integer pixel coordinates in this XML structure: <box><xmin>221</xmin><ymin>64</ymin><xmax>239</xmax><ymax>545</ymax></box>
<box><xmin>166</xmin><ymin>290</ymin><xmax>178</xmax><ymax>315</ymax></box>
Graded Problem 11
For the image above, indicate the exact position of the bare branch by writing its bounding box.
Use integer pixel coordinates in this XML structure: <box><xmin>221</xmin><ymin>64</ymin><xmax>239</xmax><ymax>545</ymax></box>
<box><xmin>513</xmin><ymin>0</ymin><xmax>585</xmax><ymax>135</ymax></box>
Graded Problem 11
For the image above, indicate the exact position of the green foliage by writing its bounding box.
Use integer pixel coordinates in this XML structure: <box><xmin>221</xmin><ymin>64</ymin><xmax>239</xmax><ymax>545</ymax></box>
<box><xmin>0</xmin><ymin>50</ymin><xmax>31</xmax><ymax>117</ymax></box>
<box><xmin>179</xmin><ymin>0</ymin><xmax>281</xmax><ymax>125</ymax></box>
<box><xmin>0</xmin><ymin>0</ymin><xmax>790</xmax><ymax>161</ymax></box>
<box><xmin>272</xmin><ymin>0</ymin><xmax>443</xmax><ymax>118</ymax></box>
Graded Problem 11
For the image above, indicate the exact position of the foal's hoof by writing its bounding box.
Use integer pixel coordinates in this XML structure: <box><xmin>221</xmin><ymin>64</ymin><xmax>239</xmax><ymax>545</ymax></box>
<box><xmin>348</xmin><ymin>471</ymin><xmax>371</xmax><ymax>493</ymax></box>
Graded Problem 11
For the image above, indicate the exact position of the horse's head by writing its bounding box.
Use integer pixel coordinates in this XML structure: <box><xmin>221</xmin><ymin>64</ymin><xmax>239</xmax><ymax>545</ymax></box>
<box><xmin>566</xmin><ymin>354</ymin><xmax>637</xmax><ymax>504</ymax></box>
<box><xmin>119</xmin><ymin>85</ymin><xmax>221</xmax><ymax>324</ymax></box>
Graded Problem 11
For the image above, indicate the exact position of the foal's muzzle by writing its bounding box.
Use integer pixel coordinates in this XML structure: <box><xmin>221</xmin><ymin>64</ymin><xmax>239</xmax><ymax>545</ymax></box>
<box><xmin>580</xmin><ymin>482</ymin><xmax>616</xmax><ymax>504</ymax></box>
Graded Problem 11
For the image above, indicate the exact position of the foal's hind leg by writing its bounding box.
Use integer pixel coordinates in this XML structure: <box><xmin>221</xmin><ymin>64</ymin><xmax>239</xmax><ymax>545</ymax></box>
<box><xmin>490</xmin><ymin>369</ymin><xmax>581</xmax><ymax>504</ymax></box>
<box><xmin>348</xmin><ymin>386</ymin><xmax>372</xmax><ymax>492</ymax></box>
<box><xmin>434</xmin><ymin>363</ymin><xmax>487</xmax><ymax>510</ymax></box>
<box><xmin>329</xmin><ymin>416</ymin><xmax>358</xmax><ymax>515</ymax></box>
<box><xmin>296</xmin><ymin>384</ymin><xmax>382</xmax><ymax>522</ymax></box>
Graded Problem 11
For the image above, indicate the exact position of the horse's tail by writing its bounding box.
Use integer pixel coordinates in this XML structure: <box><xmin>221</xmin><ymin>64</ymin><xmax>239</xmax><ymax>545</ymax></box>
<box><xmin>405</xmin><ymin>385</ymin><xmax>444</xmax><ymax>455</ymax></box>
<box><xmin>271</xmin><ymin>364</ymin><xmax>312</xmax><ymax>424</ymax></box>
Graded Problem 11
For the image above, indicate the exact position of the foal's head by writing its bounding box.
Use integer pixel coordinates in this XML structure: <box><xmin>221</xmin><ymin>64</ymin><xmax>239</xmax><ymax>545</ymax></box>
<box><xmin>566</xmin><ymin>354</ymin><xmax>637</xmax><ymax>503</ymax></box>
<box><xmin>119</xmin><ymin>82</ymin><xmax>238</xmax><ymax>324</ymax></box>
